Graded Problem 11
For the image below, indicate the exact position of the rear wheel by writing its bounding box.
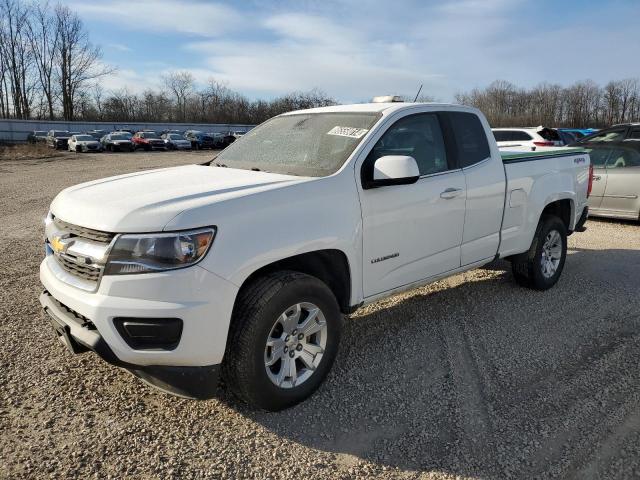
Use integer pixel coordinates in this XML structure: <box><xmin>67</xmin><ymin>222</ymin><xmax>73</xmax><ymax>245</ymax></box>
<box><xmin>223</xmin><ymin>271</ymin><xmax>343</xmax><ymax>411</ymax></box>
<box><xmin>511</xmin><ymin>215</ymin><xmax>567</xmax><ymax>290</ymax></box>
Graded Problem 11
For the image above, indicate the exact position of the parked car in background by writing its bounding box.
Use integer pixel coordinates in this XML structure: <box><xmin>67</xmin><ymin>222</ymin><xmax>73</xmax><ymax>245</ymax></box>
<box><xmin>185</xmin><ymin>130</ymin><xmax>217</xmax><ymax>150</ymax></box>
<box><xmin>68</xmin><ymin>134</ymin><xmax>102</xmax><ymax>153</ymax></box>
<box><xmin>573</xmin><ymin>124</ymin><xmax>640</xmax><ymax>145</ymax></box>
<box><xmin>112</xmin><ymin>130</ymin><xmax>133</xmax><ymax>140</ymax></box>
<box><xmin>206</xmin><ymin>132</ymin><xmax>229</xmax><ymax>147</ymax></box>
<box><xmin>87</xmin><ymin>129</ymin><xmax>109</xmax><ymax>140</ymax></box>
<box><xmin>555</xmin><ymin>129</ymin><xmax>578</xmax><ymax>145</ymax></box>
<box><xmin>492</xmin><ymin>127</ymin><xmax>563</xmax><ymax>151</ymax></box>
<box><xmin>162</xmin><ymin>133</ymin><xmax>192</xmax><ymax>150</ymax></box>
<box><xmin>132</xmin><ymin>131</ymin><xmax>167</xmax><ymax>151</ymax></box>
<box><xmin>101</xmin><ymin>133</ymin><xmax>135</xmax><ymax>152</ymax></box>
<box><xmin>579</xmin><ymin>141</ymin><xmax>640</xmax><ymax>221</ymax></box>
<box><xmin>46</xmin><ymin>130</ymin><xmax>71</xmax><ymax>149</ymax></box>
<box><xmin>558</xmin><ymin>128</ymin><xmax>598</xmax><ymax>140</ymax></box>
<box><xmin>27</xmin><ymin>130</ymin><xmax>48</xmax><ymax>144</ymax></box>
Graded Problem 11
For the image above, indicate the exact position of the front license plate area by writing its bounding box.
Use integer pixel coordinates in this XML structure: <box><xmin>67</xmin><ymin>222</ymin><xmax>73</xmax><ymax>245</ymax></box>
<box><xmin>45</xmin><ymin>310</ymin><xmax>89</xmax><ymax>354</ymax></box>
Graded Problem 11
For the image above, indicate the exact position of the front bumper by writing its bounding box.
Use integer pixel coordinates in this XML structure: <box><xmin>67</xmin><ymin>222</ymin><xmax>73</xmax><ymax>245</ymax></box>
<box><xmin>40</xmin><ymin>255</ymin><xmax>238</xmax><ymax>368</ymax></box>
<box><xmin>40</xmin><ymin>290</ymin><xmax>220</xmax><ymax>398</ymax></box>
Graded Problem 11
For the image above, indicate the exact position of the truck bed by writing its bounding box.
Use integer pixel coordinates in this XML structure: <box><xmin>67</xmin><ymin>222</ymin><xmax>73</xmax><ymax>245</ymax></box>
<box><xmin>498</xmin><ymin>147</ymin><xmax>590</xmax><ymax>258</ymax></box>
<box><xmin>501</xmin><ymin>147</ymin><xmax>587</xmax><ymax>163</ymax></box>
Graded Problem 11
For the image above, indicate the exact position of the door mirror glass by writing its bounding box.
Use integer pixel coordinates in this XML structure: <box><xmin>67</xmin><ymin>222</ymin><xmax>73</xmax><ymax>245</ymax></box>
<box><xmin>366</xmin><ymin>155</ymin><xmax>419</xmax><ymax>188</ymax></box>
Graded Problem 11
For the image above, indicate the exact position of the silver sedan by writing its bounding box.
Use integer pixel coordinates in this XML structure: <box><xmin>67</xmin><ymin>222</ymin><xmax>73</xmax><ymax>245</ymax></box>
<box><xmin>587</xmin><ymin>142</ymin><xmax>640</xmax><ymax>221</ymax></box>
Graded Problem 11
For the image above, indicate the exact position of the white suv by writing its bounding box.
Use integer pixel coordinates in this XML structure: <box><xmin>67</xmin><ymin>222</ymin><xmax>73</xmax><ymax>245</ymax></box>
<box><xmin>492</xmin><ymin>127</ymin><xmax>563</xmax><ymax>151</ymax></box>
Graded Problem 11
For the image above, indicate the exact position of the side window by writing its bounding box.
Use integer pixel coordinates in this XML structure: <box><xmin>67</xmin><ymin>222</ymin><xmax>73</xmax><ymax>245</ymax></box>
<box><xmin>629</xmin><ymin>129</ymin><xmax>640</xmax><ymax>140</ymax></box>
<box><xmin>493</xmin><ymin>131</ymin><xmax>511</xmax><ymax>142</ymax></box>
<box><xmin>512</xmin><ymin>131</ymin><xmax>533</xmax><ymax>141</ymax></box>
<box><xmin>585</xmin><ymin>129</ymin><xmax>625</xmax><ymax>143</ymax></box>
<box><xmin>606</xmin><ymin>147</ymin><xmax>640</xmax><ymax>168</ymax></box>
<box><xmin>446</xmin><ymin>112</ymin><xmax>490</xmax><ymax>168</ymax></box>
<box><xmin>365</xmin><ymin>113</ymin><xmax>448</xmax><ymax>176</ymax></box>
<box><xmin>586</xmin><ymin>147</ymin><xmax>611</xmax><ymax>168</ymax></box>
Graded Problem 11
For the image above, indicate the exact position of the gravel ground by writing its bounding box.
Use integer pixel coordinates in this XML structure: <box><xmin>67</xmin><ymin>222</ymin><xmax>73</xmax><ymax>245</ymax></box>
<box><xmin>1</xmin><ymin>151</ymin><xmax>640</xmax><ymax>479</ymax></box>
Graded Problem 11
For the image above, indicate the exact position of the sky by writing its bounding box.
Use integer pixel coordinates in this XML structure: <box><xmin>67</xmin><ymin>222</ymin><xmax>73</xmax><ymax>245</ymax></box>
<box><xmin>63</xmin><ymin>0</ymin><xmax>640</xmax><ymax>103</ymax></box>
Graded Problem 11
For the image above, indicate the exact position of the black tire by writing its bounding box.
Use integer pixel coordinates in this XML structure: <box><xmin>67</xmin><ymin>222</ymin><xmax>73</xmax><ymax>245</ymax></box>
<box><xmin>511</xmin><ymin>214</ymin><xmax>567</xmax><ymax>290</ymax></box>
<box><xmin>223</xmin><ymin>271</ymin><xmax>343</xmax><ymax>411</ymax></box>
<box><xmin>129</xmin><ymin>146</ymin><xmax>135</xmax><ymax>152</ymax></box>
<box><xmin>75</xmin><ymin>145</ymin><xmax>81</xmax><ymax>153</ymax></box>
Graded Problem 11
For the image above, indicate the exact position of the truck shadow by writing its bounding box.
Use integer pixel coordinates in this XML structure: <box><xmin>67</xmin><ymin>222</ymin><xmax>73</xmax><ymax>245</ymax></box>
<box><xmin>229</xmin><ymin>246</ymin><xmax>640</xmax><ymax>478</ymax></box>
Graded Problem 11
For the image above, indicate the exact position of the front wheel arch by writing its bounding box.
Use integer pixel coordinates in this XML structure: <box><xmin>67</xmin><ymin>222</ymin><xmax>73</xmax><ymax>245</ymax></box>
<box><xmin>234</xmin><ymin>249</ymin><xmax>353</xmax><ymax>315</ymax></box>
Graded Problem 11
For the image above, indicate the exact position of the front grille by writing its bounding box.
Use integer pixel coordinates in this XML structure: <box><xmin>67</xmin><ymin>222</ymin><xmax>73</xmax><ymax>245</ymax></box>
<box><xmin>53</xmin><ymin>216</ymin><xmax>115</xmax><ymax>244</ymax></box>
<box><xmin>57</xmin><ymin>255</ymin><xmax>103</xmax><ymax>282</ymax></box>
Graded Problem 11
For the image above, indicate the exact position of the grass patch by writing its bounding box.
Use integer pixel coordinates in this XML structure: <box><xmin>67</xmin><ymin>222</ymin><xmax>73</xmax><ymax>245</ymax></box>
<box><xmin>0</xmin><ymin>143</ymin><xmax>66</xmax><ymax>161</ymax></box>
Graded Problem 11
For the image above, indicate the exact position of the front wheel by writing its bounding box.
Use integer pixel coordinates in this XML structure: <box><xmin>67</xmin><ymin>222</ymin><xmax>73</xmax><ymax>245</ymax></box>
<box><xmin>223</xmin><ymin>271</ymin><xmax>343</xmax><ymax>411</ymax></box>
<box><xmin>511</xmin><ymin>215</ymin><xmax>567</xmax><ymax>290</ymax></box>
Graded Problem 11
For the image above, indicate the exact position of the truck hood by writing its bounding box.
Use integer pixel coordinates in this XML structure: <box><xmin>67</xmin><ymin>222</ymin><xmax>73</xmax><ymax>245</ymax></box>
<box><xmin>50</xmin><ymin>164</ymin><xmax>307</xmax><ymax>232</ymax></box>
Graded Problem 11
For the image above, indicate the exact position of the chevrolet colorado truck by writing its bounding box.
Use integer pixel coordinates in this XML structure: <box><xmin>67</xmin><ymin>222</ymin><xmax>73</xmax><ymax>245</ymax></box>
<box><xmin>40</xmin><ymin>102</ymin><xmax>591</xmax><ymax>410</ymax></box>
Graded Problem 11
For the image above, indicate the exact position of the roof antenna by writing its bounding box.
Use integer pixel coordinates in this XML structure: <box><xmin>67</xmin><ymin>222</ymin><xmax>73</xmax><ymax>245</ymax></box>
<box><xmin>413</xmin><ymin>84</ymin><xmax>423</xmax><ymax>102</ymax></box>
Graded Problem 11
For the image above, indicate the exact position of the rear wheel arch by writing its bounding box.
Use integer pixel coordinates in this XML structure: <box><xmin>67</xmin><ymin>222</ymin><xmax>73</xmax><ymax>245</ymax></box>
<box><xmin>541</xmin><ymin>198</ymin><xmax>573</xmax><ymax>232</ymax></box>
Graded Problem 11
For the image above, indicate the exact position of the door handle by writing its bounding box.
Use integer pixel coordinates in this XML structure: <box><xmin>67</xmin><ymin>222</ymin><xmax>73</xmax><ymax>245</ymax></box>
<box><xmin>592</xmin><ymin>175</ymin><xmax>602</xmax><ymax>181</ymax></box>
<box><xmin>440</xmin><ymin>188</ymin><xmax>462</xmax><ymax>199</ymax></box>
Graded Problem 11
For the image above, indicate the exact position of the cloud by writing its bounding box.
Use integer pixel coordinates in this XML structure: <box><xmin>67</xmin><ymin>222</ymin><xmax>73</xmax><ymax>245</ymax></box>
<box><xmin>106</xmin><ymin>43</ymin><xmax>131</xmax><ymax>52</ymax></box>
<box><xmin>70</xmin><ymin>0</ymin><xmax>243</xmax><ymax>37</ymax></box>
<box><xmin>71</xmin><ymin>0</ymin><xmax>640</xmax><ymax>103</ymax></box>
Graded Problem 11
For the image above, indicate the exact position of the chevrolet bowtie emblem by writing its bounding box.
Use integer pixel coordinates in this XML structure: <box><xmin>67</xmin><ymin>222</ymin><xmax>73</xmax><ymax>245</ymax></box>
<box><xmin>50</xmin><ymin>235</ymin><xmax>74</xmax><ymax>254</ymax></box>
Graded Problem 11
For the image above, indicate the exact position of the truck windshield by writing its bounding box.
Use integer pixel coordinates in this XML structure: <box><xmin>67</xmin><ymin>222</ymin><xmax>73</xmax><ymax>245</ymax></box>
<box><xmin>213</xmin><ymin>112</ymin><xmax>381</xmax><ymax>177</ymax></box>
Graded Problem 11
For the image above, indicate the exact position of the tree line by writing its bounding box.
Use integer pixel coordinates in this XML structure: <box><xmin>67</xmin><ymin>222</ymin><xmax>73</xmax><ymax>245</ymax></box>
<box><xmin>455</xmin><ymin>79</ymin><xmax>640</xmax><ymax>128</ymax></box>
<box><xmin>0</xmin><ymin>0</ymin><xmax>336</xmax><ymax>125</ymax></box>
<box><xmin>3</xmin><ymin>0</ymin><xmax>639</xmax><ymax>128</ymax></box>
<box><xmin>0</xmin><ymin>0</ymin><xmax>112</xmax><ymax>121</ymax></box>
<box><xmin>88</xmin><ymin>77</ymin><xmax>336</xmax><ymax>125</ymax></box>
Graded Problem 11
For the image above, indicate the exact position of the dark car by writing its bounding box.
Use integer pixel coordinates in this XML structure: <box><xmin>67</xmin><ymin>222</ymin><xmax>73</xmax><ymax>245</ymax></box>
<box><xmin>46</xmin><ymin>130</ymin><xmax>71</xmax><ymax>149</ymax></box>
<box><xmin>112</xmin><ymin>130</ymin><xmax>133</xmax><ymax>140</ymax></box>
<box><xmin>572</xmin><ymin>124</ymin><xmax>640</xmax><ymax>145</ymax></box>
<box><xmin>87</xmin><ymin>129</ymin><xmax>109</xmax><ymax>140</ymax></box>
<box><xmin>184</xmin><ymin>130</ymin><xmax>217</xmax><ymax>150</ymax></box>
<box><xmin>555</xmin><ymin>129</ymin><xmax>578</xmax><ymax>145</ymax></box>
<box><xmin>132</xmin><ymin>131</ymin><xmax>167</xmax><ymax>151</ymax></box>
<box><xmin>27</xmin><ymin>130</ymin><xmax>48</xmax><ymax>144</ymax></box>
<box><xmin>101</xmin><ymin>133</ymin><xmax>135</xmax><ymax>152</ymax></box>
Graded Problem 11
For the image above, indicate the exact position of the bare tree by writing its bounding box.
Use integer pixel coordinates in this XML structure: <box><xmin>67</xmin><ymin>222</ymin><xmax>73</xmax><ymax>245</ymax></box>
<box><xmin>54</xmin><ymin>4</ymin><xmax>112</xmax><ymax>120</ymax></box>
<box><xmin>0</xmin><ymin>0</ymin><xmax>34</xmax><ymax>118</ymax></box>
<box><xmin>162</xmin><ymin>71</ymin><xmax>194</xmax><ymax>122</ymax></box>
<box><xmin>26</xmin><ymin>0</ymin><xmax>59</xmax><ymax>119</ymax></box>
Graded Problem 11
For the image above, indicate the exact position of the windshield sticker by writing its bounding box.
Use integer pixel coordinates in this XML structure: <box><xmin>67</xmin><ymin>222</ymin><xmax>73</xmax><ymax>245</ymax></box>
<box><xmin>327</xmin><ymin>126</ymin><xmax>369</xmax><ymax>139</ymax></box>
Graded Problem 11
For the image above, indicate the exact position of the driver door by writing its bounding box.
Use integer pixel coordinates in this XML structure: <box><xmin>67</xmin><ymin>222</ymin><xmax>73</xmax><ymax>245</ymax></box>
<box><xmin>359</xmin><ymin>112</ymin><xmax>466</xmax><ymax>298</ymax></box>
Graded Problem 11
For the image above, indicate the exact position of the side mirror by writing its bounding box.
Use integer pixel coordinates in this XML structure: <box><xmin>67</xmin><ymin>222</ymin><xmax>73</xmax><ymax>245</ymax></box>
<box><xmin>364</xmin><ymin>155</ymin><xmax>420</xmax><ymax>189</ymax></box>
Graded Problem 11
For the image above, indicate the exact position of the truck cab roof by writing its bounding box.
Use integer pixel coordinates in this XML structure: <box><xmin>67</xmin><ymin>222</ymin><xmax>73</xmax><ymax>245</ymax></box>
<box><xmin>282</xmin><ymin>102</ymin><xmax>468</xmax><ymax>116</ymax></box>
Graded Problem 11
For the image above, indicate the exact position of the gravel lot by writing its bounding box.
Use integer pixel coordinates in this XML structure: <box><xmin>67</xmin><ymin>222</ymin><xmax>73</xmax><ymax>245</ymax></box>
<box><xmin>1</xmin><ymin>150</ymin><xmax>640</xmax><ymax>479</ymax></box>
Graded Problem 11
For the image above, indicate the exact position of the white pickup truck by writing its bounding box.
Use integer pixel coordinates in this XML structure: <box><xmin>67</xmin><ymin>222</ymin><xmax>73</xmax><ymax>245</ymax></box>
<box><xmin>40</xmin><ymin>102</ymin><xmax>591</xmax><ymax>410</ymax></box>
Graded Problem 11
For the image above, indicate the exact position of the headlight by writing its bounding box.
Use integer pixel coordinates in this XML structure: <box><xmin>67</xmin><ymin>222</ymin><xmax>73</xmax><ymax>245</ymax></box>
<box><xmin>104</xmin><ymin>227</ymin><xmax>215</xmax><ymax>275</ymax></box>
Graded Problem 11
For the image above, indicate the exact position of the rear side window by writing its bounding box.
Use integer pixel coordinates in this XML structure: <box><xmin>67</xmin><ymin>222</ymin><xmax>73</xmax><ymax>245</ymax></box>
<box><xmin>586</xmin><ymin>147</ymin><xmax>611</xmax><ymax>168</ymax></box>
<box><xmin>629</xmin><ymin>129</ymin><xmax>640</xmax><ymax>140</ymax></box>
<box><xmin>493</xmin><ymin>131</ymin><xmax>511</xmax><ymax>142</ymax></box>
<box><xmin>606</xmin><ymin>146</ymin><xmax>640</xmax><ymax>168</ymax></box>
<box><xmin>512</xmin><ymin>131</ymin><xmax>533</xmax><ymax>141</ymax></box>
<box><xmin>446</xmin><ymin>112</ymin><xmax>490</xmax><ymax>168</ymax></box>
